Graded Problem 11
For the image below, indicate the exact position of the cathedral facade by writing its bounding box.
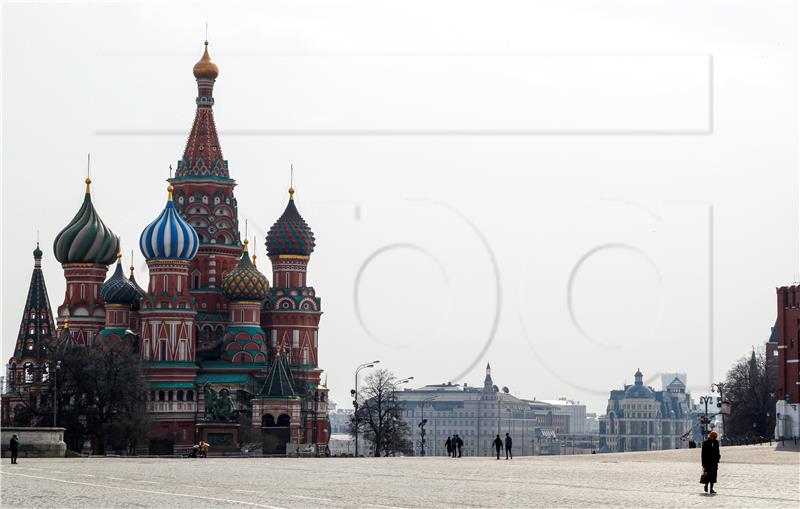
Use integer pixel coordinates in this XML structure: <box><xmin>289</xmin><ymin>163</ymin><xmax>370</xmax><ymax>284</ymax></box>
<box><xmin>3</xmin><ymin>42</ymin><xmax>329</xmax><ymax>454</ymax></box>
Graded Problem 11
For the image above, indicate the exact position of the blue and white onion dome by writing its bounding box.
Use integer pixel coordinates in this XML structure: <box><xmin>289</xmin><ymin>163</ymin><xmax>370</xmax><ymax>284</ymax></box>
<box><xmin>139</xmin><ymin>183</ymin><xmax>199</xmax><ymax>261</ymax></box>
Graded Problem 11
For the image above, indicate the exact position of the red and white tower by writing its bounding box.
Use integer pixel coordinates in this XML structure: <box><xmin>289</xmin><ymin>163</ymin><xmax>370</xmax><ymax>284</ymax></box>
<box><xmin>138</xmin><ymin>183</ymin><xmax>200</xmax><ymax>364</ymax></box>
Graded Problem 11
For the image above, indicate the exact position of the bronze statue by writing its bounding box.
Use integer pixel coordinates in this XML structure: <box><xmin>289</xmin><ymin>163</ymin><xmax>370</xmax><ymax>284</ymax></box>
<box><xmin>203</xmin><ymin>383</ymin><xmax>239</xmax><ymax>422</ymax></box>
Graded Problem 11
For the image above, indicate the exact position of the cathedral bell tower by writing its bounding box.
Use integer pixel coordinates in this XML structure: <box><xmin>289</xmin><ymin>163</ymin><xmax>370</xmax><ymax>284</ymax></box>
<box><xmin>169</xmin><ymin>41</ymin><xmax>242</xmax><ymax>357</ymax></box>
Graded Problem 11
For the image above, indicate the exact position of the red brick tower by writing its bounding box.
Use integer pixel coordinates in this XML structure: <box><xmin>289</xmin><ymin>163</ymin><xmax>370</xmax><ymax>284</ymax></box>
<box><xmin>775</xmin><ymin>285</ymin><xmax>800</xmax><ymax>404</ymax></box>
<box><xmin>264</xmin><ymin>186</ymin><xmax>329</xmax><ymax>447</ymax></box>
<box><xmin>53</xmin><ymin>177</ymin><xmax>120</xmax><ymax>346</ymax></box>
<box><xmin>138</xmin><ymin>183</ymin><xmax>201</xmax><ymax>447</ymax></box>
<box><xmin>169</xmin><ymin>41</ymin><xmax>242</xmax><ymax>358</ymax></box>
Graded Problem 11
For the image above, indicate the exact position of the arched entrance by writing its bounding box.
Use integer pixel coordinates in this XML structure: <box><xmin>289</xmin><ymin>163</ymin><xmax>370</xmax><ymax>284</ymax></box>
<box><xmin>261</xmin><ymin>413</ymin><xmax>290</xmax><ymax>455</ymax></box>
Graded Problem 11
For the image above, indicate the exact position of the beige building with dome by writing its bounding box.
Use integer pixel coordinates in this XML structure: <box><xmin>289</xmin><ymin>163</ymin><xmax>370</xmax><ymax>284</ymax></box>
<box><xmin>599</xmin><ymin>369</ymin><xmax>693</xmax><ymax>453</ymax></box>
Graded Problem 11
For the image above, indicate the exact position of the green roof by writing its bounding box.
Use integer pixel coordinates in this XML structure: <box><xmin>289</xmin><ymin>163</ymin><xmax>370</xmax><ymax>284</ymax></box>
<box><xmin>199</xmin><ymin>361</ymin><xmax>266</xmax><ymax>370</ymax></box>
<box><xmin>195</xmin><ymin>373</ymin><xmax>251</xmax><ymax>385</ymax></box>
<box><xmin>149</xmin><ymin>382</ymin><xmax>196</xmax><ymax>389</ymax></box>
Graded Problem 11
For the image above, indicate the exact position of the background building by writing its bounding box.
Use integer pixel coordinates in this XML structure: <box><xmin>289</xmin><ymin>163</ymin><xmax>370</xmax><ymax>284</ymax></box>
<box><xmin>774</xmin><ymin>285</ymin><xmax>800</xmax><ymax>439</ymax></box>
<box><xmin>600</xmin><ymin>369</ymin><xmax>692</xmax><ymax>453</ymax></box>
<box><xmin>395</xmin><ymin>364</ymin><xmax>568</xmax><ymax>456</ymax></box>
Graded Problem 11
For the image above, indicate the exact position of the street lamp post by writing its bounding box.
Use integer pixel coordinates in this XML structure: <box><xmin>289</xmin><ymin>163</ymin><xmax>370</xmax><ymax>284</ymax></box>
<box><xmin>419</xmin><ymin>396</ymin><xmax>437</xmax><ymax>456</ymax></box>
<box><xmin>391</xmin><ymin>377</ymin><xmax>414</xmax><ymax>456</ymax></box>
<box><xmin>52</xmin><ymin>360</ymin><xmax>61</xmax><ymax>427</ymax></box>
<box><xmin>352</xmin><ymin>360</ymin><xmax>380</xmax><ymax>457</ymax></box>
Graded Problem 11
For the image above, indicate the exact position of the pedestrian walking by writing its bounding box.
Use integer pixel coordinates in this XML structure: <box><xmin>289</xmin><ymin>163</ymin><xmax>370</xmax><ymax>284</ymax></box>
<box><xmin>456</xmin><ymin>435</ymin><xmax>463</xmax><ymax>458</ymax></box>
<box><xmin>199</xmin><ymin>440</ymin><xmax>209</xmax><ymax>458</ymax></box>
<box><xmin>444</xmin><ymin>437</ymin><xmax>452</xmax><ymax>457</ymax></box>
<box><xmin>505</xmin><ymin>433</ymin><xmax>513</xmax><ymax>460</ymax></box>
<box><xmin>701</xmin><ymin>431</ymin><xmax>721</xmax><ymax>494</ymax></box>
<box><xmin>451</xmin><ymin>435</ymin><xmax>458</xmax><ymax>458</ymax></box>
<box><xmin>492</xmin><ymin>434</ymin><xmax>502</xmax><ymax>460</ymax></box>
<box><xmin>9</xmin><ymin>434</ymin><xmax>20</xmax><ymax>464</ymax></box>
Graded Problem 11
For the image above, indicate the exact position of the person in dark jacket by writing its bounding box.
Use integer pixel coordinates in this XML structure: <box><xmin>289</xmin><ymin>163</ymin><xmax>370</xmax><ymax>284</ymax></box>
<box><xmin>9</xmin><ymin>434</ymin><xmax>20</xmax><ymax>464</ymax></box>
<box><xmin>456</xmin><ymin>435</ymin><xmax>463</xmax><ymax>458</ymax></box>
<box><xmin>492</xmin><ymin>435</ymin><xmax>503</xmax><ymax>459</ymax></box>
<box><xmin>505</xmin><ymin>433</ymin><xmax>513</xmax><ymax>459</ymax></box>
<box><xmin>701</xmin><ymin>431</ymin><xmax>721</xmax><ymax>494</ymax></box>
<box><xmin>445</xmin><ymin>437</ymin><xmax>452</xmax><ymax>457</ymax></box>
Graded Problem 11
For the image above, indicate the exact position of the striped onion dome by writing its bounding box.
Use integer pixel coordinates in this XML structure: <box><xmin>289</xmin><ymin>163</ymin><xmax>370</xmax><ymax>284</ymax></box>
<box><xmin>100</xmin><ymin>255</ymin><xmax>141</xmax><ymax>305</ymax></box>
<box><xmin>139</xmin><ymin>184</ymin><xmax>199</xmax><ymax>261</ymax></box>
<box><xmin>265</xmin><ymin>188</ymin><xmax>315</xmax><ymax>257</ymax></box>
<box><xmin>222</xmin><ymin>240</ymin><xmax>269</xmax><ymax>301</ymax></box>
<box><xmin>53</xmin><ymin>178</ymin><xmax>120</xmax><ymax>265</ymax></box>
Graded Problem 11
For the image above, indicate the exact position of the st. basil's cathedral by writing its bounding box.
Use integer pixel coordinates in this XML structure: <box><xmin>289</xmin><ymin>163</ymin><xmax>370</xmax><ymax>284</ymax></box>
<box><xmin>3</xmin><ymin>42</ymin><xmax>329</xmax><ymax>454</ymax></box>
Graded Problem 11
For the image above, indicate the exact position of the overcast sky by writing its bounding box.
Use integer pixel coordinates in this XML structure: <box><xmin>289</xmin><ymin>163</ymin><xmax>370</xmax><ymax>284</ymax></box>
<box><xmin>2</xmin><ymin>0</ymin><xmax>797</xmax><ymax>414</ymax></box>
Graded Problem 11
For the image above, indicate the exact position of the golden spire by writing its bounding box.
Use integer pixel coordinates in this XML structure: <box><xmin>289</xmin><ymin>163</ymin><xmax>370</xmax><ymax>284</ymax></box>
<box><xmin>167</xmin><ymin>183</ymin><xmax>174</xmax><ymax>202</ymax></box>
<box><xmin>64</xmin><ymin>319</ymin><xmax>70</xmax><ymax>330</ymax></box>
<box><xmin>116</xmin><ymin>252</ymin><xmax>122</xmax><ymax>264</ymax></box>
<box><xmin>252</xmin><ymin>236</ymin><xmax>257</xmax><ymax>266</ymax></box>
<box><xmin>288</xmin><ymin>163</ymin><xmax>295</xmax><ymax>200</ymax></box>
<box><xmin>85</xmin><ymin>153</ymin><xmax>92</xmax><ymax>193</ymax></box>
<box><xmin>243</xmin><ymin>238</ymin><xmax>249</xmax><ymax>253</ymax></box>
<box><xmin>129</xmin><ymin>250</ymin><xmax>135</xmax><ymax>274</ymax></box>
<box><xmin>193</xmin><ymin>40</ymin><xmax>220</xmax><ymax>79</ymax></box>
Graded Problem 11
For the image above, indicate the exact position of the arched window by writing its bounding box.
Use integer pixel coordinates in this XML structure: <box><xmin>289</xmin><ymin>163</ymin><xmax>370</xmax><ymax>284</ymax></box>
<box><xmin>23</xmin><ymin>363</ymin><xmax>34</xmax><ymax>384</ymax></box>
<box><xmin>177</xmin><ymin>390</ymin><xmax>184</xmax><ymax>401</ymax></box>
<box><xmin>158</xmin><ymin>390</ymin><xmax>165</xmax><ymax>401</ymax></box>
<box><xmin>168</xmin><ymin>390</ymin><xmax>174</xmax><ymax>401</ymax></box>
<box><xmin>186</xmin><ymin>390</ymin><xmax>194</xmax><ymax>401</ymax></box>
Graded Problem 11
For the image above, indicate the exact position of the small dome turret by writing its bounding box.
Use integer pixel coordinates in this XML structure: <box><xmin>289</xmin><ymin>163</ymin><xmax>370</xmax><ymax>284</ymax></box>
<box><xmin>100</xmin><ymin>254</ymin><xmax>141</xmax><ymax>305</ymax></box>
<box><xmin>140</xmin><ymin>184</ymin><xmax>199</xmax><ymax>261</ymax></box>
<box><xmin>53</xmin><ymin>177</ymin><xmax>120</xmax><ymax>265</ymax></box>
<box><xmin>222</xmin><ymin>240</ymin><xmax>269</xmax><ymax>301</ymax></box>
<box><xmin>265</xmin><ymin>187</ymin><xmax>315</xmax><ymax>257</ymax></box>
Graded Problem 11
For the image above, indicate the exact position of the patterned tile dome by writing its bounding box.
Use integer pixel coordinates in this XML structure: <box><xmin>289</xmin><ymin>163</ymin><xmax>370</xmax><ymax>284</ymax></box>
<box><xmin>222</xmin><ymin>240</ymin><xmax>269</xmax><ymax>301</ymax></box>
<box><xmin>140</xmin><ymin>184</ymin><xmax>199</xmax><ymax>261</ymax></box>
<box><xmin>53</xmin><ymin>178</ymin><xmax>120</xmax><ymax>265</ymax></box>
<box><xmin>265</xmin><ymin>188</ymin><xmax>315</xmax><ymax>257</ymax></box>
<box><xmin>100</xmin><ymin>255</ymin><xmax>142</xmax><ymax>305</ymax></box>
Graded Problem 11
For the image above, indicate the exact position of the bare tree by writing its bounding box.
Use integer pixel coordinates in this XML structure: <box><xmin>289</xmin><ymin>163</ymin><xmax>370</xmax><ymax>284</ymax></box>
<box><xmin>349</xmin><ymin>369</ymin><xmax>412</xmax><ymax>456</ymax></box>
<box><xmin>723</xmin><ymin>347</ymin><xmax>776</xmax><ymax>440</ymax></box>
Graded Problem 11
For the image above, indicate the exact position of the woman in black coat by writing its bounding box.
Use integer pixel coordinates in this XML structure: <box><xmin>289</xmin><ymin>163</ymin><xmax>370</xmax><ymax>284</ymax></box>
<box><xmin>701</xmin><ymin>431</ymin><xmax>721</xmax><ymax>494</ymax></box>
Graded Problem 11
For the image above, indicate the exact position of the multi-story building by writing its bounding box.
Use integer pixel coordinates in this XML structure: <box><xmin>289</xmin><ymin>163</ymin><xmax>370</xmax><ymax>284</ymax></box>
<box><xmin>599</xmin><ymin>369</ymin><xmax>692</xmax><ymax>452</ymax></box>
<box><xmin>774</xmin><ymin>285</ymin><xmax>800</xmax><ymax>439</ymax></box>
<box><xmin>540</xmin><ymin>398</ymin><xmax>587</xmax><ymax>434</ymax></box>
<box><xmin>396</xmin><ymin>364</ymin><xmax>566</xmax><ymax>456</ymax></box>
<box><xmin>3</xmin><ymin>41</ymin><xmax>329</xmax><ymax>455</ymax></box>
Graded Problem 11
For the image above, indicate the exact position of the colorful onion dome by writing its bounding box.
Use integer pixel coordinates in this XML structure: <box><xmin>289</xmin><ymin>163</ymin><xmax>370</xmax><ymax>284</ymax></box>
<box><xmin>222</xmin><ymin>240</ymin><xmax>269</xmax><ymax>301</ymax></box>
<box><xmin>140</xmin><ymin>184</ymin><xmax>200</xmax><ymax>261</ymax></box>
<box><xmin>265</xmin><ymin>188</ymin><xmax>315</xmax><ymax>257</ymax></box>
<box><xmin>193</xmin><ymin>41</ymin><xmax>219</xmax><ymax>79</ymax></box>
<box><xmin>100</xmin><ymin>254</ymin><xmax>141</xmax><ymax>305</ymax></box>
<box><xmin>53</xmin><ymin>177</ymin><xmax>120</xmax><ymax>265</ymax></box>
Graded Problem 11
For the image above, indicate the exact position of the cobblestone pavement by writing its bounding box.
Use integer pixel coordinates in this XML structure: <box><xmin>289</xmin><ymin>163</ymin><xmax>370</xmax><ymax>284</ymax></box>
<box><xmin>1</xmin><ymin>444</ymin><xmax>798</xmax><ymax>508</ymax></box>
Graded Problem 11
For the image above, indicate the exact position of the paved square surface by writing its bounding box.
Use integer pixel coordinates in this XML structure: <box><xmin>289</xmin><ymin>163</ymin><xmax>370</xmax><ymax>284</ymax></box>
<box><xmin>1</xmin><ymin>444</ymin><xmax>798</xmax><ymax>508</ymax></box>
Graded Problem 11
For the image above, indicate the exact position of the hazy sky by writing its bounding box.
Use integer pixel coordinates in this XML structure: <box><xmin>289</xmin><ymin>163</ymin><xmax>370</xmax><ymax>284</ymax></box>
<box><xmin>2</xmin><ymin>0</ymin><xmax>797</xmax><ymax>414</ymax></box>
